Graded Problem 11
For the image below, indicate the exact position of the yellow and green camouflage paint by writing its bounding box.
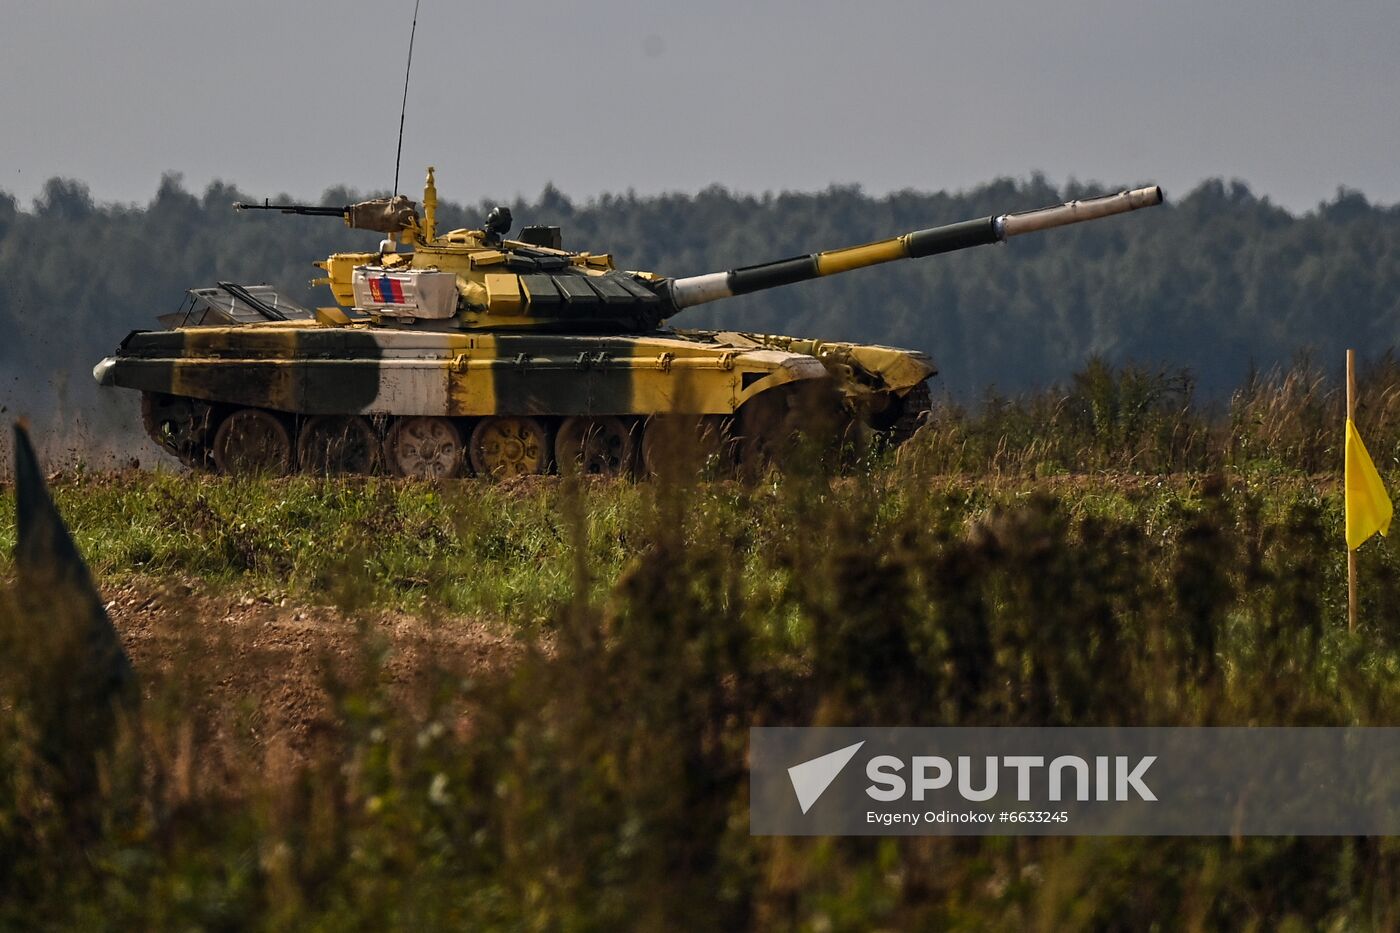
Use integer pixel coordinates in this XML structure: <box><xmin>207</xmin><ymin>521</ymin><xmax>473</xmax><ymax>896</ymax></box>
<box><xmin>94</xmin><ymin>169</ymin><xmax>1161</xmax><ymax>477</ymax></box>
<box><xmin>102</xmin><ymin>324</ymin><xmax>840</xmax><ymax>418</ymax></box>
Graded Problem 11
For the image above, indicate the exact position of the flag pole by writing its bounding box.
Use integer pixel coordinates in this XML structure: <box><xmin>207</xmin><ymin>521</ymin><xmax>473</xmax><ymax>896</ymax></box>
<box><xmin>1347</xmin><ymin>348</ymin><xmax>1358</xmax><ymax>633</ymax></box>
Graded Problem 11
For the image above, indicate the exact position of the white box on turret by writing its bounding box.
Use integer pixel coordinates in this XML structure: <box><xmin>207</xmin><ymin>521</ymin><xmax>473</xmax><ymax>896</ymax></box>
<box><xmin>351</xmin><ymin>267</ymin><xmax>458</xmax><ymax>319</ymax></box>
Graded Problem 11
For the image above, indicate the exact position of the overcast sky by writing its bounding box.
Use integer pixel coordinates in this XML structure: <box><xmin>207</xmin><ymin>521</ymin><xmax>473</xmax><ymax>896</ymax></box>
<box><xmin>2</xmin><ymin>0</ymin><xmax>1396</xmax><ymax>213</ymax></box>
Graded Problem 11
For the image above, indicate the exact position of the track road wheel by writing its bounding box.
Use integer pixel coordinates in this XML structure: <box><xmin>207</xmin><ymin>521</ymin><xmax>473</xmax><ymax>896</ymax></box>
<box><xmin>738</xmin><ymin>382</ymin><xmax>843</xmax><ymax>479</ymax></box>
<box><xmin>640</xmin><ymin>415</ymin><xmax>730</xmax><ymax>478</ymax></box>
<box><xmin>212</xmin><ymin>409</ymin><xmax>293</xmax><ymax>476</ymax></box>
<box><xmin>555</xmin><ymin>416</ymin><xmax>636</xmax><ymax>478</ymax></box>
<box><xmin>737</xmin><ymin>392</ymin><xmax>792</xmax><ymax>479</ymax></box>
<box><xmin>385</xmin><ymin>416</ymin><xmax>465</xmax><ymax>479</ymax></box>
<box><xmin>470</xmin><ymin>416</ymin><xmax>551</xmax><ymax>479</ymax></box>
<box><xmin>141</xmin><ymin>392</ymin><xmax>213</xmax><ymax>469</ymax></box>
<box><xmin>299</xmin><ymin>415</ymin><xmax>380</xmax><ymax>475</ymax></box>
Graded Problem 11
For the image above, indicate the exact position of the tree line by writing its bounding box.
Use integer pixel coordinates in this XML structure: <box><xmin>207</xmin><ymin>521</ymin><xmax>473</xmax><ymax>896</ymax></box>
<box><xmin>1</xmin><ymin>172</ymin><xmax>1397</xmax><ymax>460</ymax></box>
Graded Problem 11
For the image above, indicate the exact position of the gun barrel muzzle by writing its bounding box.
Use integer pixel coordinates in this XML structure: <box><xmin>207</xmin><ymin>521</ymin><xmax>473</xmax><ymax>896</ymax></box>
<box><xmin>997</xmin><ymin>185</ymin><xmax>1162</xmax><ymax>238</ymax></box>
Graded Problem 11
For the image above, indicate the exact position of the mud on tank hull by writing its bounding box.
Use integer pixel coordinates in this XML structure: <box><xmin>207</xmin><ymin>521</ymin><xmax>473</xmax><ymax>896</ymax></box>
<box><xmin>94</xmin><ymin>323</ymin><xmax>934</xmax><ymax>479</ymax></box>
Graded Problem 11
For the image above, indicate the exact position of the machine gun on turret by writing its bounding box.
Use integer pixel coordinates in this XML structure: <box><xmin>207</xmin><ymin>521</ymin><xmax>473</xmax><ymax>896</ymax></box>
<box><xmin>233</xmin><ymin>195</ymin><xmax>421</xmax><ymax>236</ymax></box>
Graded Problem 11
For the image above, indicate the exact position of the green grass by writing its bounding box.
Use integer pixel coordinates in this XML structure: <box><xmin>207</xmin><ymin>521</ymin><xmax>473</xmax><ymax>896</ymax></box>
<box><xmin>1</xmin><ymin>472</ymin><xmax>652</xmax><ymax>623</ymax></box>
<box><xmin>0</xmin><ymin>468</ymin><xmax>1366</xmax><ymax>627</ymax></box>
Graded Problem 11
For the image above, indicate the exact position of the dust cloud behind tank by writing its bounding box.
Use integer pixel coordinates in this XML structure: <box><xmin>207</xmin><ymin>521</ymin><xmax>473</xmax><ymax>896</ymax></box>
<box><xmin>93</xmin><ymin>167</ymin><xmax>1164</xmax><ymax>480</ymax></box>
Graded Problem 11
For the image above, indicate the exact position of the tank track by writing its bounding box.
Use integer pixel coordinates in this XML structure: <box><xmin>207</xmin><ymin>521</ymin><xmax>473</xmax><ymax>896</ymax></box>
<box><xmin>141</xmin><ymin>392</ymin><xmax>214</xmax><ymax>469</ymax></box>
<box><xmin>886</xmin><ymin>380</ymin><xmax>932</xmax><ymax>447</ymax></box>
<box><xmin>140</xmin><ymin>384</ymin><xmax>932</xmax><ymax>479</ymax></box>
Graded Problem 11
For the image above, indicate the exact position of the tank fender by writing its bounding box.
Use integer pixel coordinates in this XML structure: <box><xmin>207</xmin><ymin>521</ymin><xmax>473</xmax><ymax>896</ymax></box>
<box><xmin>93</xmin><ymin>357</ymin><xmax>118</xmax><ymax>386</ymax></box>
<box><xmin>842</xmin><ymin>345</ymin><xmax>936</xmax><ymax>394</ymax></box>
<box><xmin>733</xmin><ymin>351</ymin><xmax>829</xmax><ymax>408</ymax></box>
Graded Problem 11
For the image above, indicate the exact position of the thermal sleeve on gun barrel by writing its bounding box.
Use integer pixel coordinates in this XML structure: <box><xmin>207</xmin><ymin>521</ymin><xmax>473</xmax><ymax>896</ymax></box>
<box><xmin>904</xmin><ymin>218</ymin><xmax>1002</xmax><ymax>258</ymax></box>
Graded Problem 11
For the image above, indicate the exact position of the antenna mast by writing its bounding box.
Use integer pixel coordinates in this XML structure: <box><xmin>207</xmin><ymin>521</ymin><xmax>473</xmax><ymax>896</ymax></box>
<box><xmin>393</xmin><ymin>0</ymin><xmax>422</xmax><ymax>197</ymax></box>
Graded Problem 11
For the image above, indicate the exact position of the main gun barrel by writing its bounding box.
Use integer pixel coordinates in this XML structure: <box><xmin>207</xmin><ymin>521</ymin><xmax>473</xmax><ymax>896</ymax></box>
<box><xmin>667</xmin><ymin>185</ymin><xmax>1163</xmax><ymax>310</ymax></box>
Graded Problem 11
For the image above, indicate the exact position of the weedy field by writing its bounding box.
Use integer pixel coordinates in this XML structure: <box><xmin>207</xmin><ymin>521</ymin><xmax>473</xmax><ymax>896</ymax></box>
<box><xmin>3</xmin><ymin>362</ymin><xmax>1400</xmax><ymax>930</ymax></box>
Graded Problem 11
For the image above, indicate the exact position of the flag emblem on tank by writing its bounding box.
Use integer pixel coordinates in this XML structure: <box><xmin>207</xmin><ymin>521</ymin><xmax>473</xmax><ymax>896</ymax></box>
<box><xmin>369</xmin><ymin>275</ymin><xmax>406</xmax><ymax>303</ymax></box>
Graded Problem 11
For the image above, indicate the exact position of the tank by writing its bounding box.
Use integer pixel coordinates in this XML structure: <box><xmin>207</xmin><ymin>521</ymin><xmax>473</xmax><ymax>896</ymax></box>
<box><xmin>92</xmin><ymin>168</ymin><xmax>1163</xmax><ymax>479</ymax></box>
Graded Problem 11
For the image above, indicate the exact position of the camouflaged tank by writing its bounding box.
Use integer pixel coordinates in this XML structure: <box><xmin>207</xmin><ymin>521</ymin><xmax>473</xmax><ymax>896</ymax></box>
<box><xmin>93</xmin><ymin>168</ymin><xmax>1163</xmax><ymax>479</ymax></box>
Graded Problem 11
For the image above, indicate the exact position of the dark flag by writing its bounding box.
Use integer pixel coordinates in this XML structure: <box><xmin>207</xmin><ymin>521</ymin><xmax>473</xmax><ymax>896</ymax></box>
<box><xmin>9</xmin><ymin>422</ymin><xmax>136</xmax><ymax>800</ymax></box>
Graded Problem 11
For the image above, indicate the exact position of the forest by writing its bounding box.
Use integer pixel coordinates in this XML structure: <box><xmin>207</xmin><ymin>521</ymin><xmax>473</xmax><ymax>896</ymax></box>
<box><xmin>1</xmin><ymin>172</ymin><xmax>1398</xmax><ymax>463</ymax></box>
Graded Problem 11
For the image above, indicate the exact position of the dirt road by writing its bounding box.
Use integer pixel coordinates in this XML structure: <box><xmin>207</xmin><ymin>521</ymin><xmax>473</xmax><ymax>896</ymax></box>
<box><xmin>105</xmin><ymin>578</ymin><xmax>522</xmax><ymax>763</ymax></box>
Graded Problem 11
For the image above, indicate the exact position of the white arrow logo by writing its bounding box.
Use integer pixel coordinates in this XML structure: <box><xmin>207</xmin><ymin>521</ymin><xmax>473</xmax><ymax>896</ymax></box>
<box><xmin>788</xmin><ymin>741</ymin><xmax>865</xmax><ymax>814</ymax></box>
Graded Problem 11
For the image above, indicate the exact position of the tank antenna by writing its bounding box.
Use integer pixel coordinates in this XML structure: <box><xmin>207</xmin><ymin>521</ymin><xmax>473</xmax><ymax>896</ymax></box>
<box><xmin>393</xmin><ymin>0</ymin><xmax>421</xmax><ymax>197</ymax></box>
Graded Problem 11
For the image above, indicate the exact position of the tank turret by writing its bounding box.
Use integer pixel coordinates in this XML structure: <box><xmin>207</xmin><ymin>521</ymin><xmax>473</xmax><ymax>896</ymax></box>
<box><xmin>270</xmin><ymin>170</ymin><xmax>1162</xmax><ymax>333</ymax></box>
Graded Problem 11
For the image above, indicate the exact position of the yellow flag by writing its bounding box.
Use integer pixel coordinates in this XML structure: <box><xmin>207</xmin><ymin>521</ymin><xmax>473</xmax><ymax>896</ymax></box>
<box><xmin>1345</xmin><ymin>418</ymin><xmax>1393</xmax><ymax>550</ymax></box>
